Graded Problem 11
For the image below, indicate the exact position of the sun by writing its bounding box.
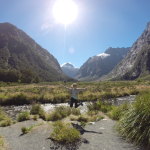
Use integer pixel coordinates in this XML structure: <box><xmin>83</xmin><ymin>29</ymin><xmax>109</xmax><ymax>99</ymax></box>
<box><xmin>53</xmin><ymin>0</ymin><xmax>78</xmax><ymax>25</ymax></box>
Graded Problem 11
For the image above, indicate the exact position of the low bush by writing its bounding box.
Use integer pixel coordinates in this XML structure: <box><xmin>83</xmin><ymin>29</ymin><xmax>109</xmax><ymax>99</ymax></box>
<box><xmin>21</xmin><ymin>127</ymin><xmax>29</xmax><ymax>134</ymax></box>
<box><xmin>21</xmin><ymin>123</ymin><xmax>43</xmax><ymax>135</ymax></box>
<box><xmin>88</xmin><ymin>115</ymin><xmax>104</xmax><ymax>122</ymax></box>
<box><xmin>108</xmin><ymin>103</ymin><xmax>129</xmax><ymax>120</ymax></box>
<box><xmin>0</xmin><ymin>136</ymin><xmax>6</xmax><ymax>150</ymax></box>
<box><xmin>33</xmin><ymin>115</ymin><xmax>39</xmax><ymax>121</ymax></box>
<box><xmin>17</xmin><ymin>111</ymin><xmax>30</xmax><ymax>122</ymax></box>
<box><xmin>117</xmin><ymin>91</ymin><xmax>150</xmax><ymax>148</ymax></box>
<box><xmin>77</xmin><ymin>115</ymin><xmax>89</xmax><ymax>123</ymax></box>
<box><xmin>0</xmin><ymin>108</ymin><xmax>12</xmax><ymax>127</ymax></box>
<box><xmin>30</xmin><ymin>104</ymin><xmax>46</xmax><ymax>120</ymax></box>
<box><xmin>71</xmin><ymin>108</ymin><xmax>81</xmax><ymax>116</ymax></box>
<box><xmin>0</xmin><ymin>118</ymin><xmax>12</xmax><ymax>127</ymax></box>
<box><xmin>50</xmin><ymin>121</ymin><xmax>81</xmax><ymax>144</ymax></box>
<box><xmin>47</xmin><ymin>106</ymin><xmax>80</xmax><ymax>121</ymax></box>
<box><xmin>87</xmin><ymin>100</ymin><xmax>112</xmax><ymax>113</ymax></box>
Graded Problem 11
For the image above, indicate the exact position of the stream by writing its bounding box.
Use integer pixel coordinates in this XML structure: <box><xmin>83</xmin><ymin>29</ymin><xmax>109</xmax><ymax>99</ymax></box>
<box><xmin>1</xmin><ymin>95</ymin><xmax>136</xmax><ymax>119</ymax></box>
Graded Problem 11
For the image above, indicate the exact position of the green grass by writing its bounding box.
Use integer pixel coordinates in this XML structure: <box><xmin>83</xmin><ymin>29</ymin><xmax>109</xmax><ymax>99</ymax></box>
<box><xmin>0</xmin><ymin>136</ymin><xmax>6</xmax><ymax>150</ymax></box>
<box><xmin>21</xmin><ymin>123</ymin><xmax>43</xmax><ymax>135</ymax></box>
<box><xmin>0</xmin><ymin>107</ymin><xmax>12</xmax><ymax>127</ymax></box>
<box><xmin>30</xmin><ymin>103</ymin><xmax>46</xmax><ymax>120</ymax></box>
<box><xmin>108</xmin><ymin>103</ymin><xmax>130</xmax><ymax>120</ymax></box>
<box><xmin>17</xmin><ymin>111</ymin><xmax>30</xmax><ymax>122</ymax></box>
<box><xmin>87</xmin><ymin>100</ymin><xmax>113</xmax><ymax>113</ymax></box>
<box><xmin>50</xmin><ymin>121</ymin><xmax>81</xmax><ymax>144</ymax></box>
<box><xmin>116</xmin><ymin>91</ymin><xmax>150</xmax><ymax>148</ymax></box>
<box><xmin>47</xmin><ymin>106</ymin><xmax>80</xmax><ymax>121</ymax></box>
<box><xmin>0</xmin><ymin>81</ymin><xmax>148</xmax><ymax>105</ymax></box>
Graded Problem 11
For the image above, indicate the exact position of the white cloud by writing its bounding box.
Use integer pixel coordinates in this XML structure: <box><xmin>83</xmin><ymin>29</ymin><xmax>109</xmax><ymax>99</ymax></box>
<box><xmin>68</xmin><ymin>47</ymin><xmax>75</xmax><ymax>54</ymax></box>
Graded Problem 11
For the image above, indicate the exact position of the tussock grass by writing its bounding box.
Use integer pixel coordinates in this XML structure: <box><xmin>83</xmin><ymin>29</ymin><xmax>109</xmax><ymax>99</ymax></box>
<box><xmin>116</xmin><ymin>91</ymin><xmax>150</xmax><ymax>148</ymax></box>
<box><xmin>21</xmin><ymin>123</ymin><xmax>43</xmax><ymax>135</ymax></box>
<box><xmin>47</xmin><ymin>106</ymin><xmax>80</xmax><ymax>121</ymax></box>
<box><xmin>87</xmin><ymin>100</ymin><xmax>112</xmax><ymax>113</ymax></box>
<box><xmin>30</xmin><ymin>104</ymin><xmax>46</xmax><ymax>120</ymax></box>
<box><xmin>0</xmin><ymin>108</ymin><xmax>12</xmax><ymax>127</ymax></box>
<box><xmin>0</xmin><ymin>136</ymin><xmax>7</xmax><ymax>150</ymax></box>
<box><xmin>17</xmin><ymin>111</ymin><xmax>30</xmax><ymax>122</ymax></box>
<box><xmin>108</xmin><ymin>103</ymin><xmax>130</xmax><ymax>120</ymax></box>
<box><xmin>50</xmin><ymin>121</ymin><xmax>81</xmax><ymax>144</ymax></box>
<box><xmin>0</xmin><ymin>81</ymin><xmax>148</xmax><ymax>105</ymax></box>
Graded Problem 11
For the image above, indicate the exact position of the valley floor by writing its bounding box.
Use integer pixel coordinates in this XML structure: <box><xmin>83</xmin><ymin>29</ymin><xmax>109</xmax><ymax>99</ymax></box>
<box><xmin>0</xmin><ymin>108</ymin><xmax>143</xmax><ymax>150</ymax></box>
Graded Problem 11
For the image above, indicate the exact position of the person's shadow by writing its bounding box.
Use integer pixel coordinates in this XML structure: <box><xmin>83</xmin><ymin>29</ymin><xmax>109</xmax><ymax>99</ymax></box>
<box><xmin>71</xmin><ymin>123</ymin><xmax>103</xmax><ymax>135</ymax></box>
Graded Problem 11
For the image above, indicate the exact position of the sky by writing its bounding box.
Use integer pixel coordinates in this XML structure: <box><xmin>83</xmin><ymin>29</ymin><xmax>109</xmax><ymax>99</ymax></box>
<box><xmin>0</xmin><ymin>0</ymin><xmax>150</xmax><ymax>68</ymax></box>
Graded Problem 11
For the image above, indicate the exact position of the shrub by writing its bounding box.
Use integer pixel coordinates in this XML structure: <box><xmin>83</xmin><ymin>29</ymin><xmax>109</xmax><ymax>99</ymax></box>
<box><xmin>87</xmin><ymin>100</ymin><xmax>112</xmax><ymax>113</ymax></box>
<box><xmin>88</xmin><ymin>115</ymin><xmax>104</xmax><ymax>122</ymax></box>
<box><xmin>71</xmin><ymin>108</ymin><xmax>81</xmax><ymax>116</ymax></box>
<box><xmin>0</xmin><ymin>108</ymin><xmax>12</xmax><ymax>127</ymax></box>
<box><xmin>21</xmin><ymin>123</ymin><xmax>43</xmax><ymax>135</ymax></box>
<box><xmin>17</xmin><ymin>111</ymin><xmax>30</xmax><ymax>122</ymax></box>
<box><xmin>117</xmin><ymin>91</ymin><xmax>150</xmax><ymax>148</ymax></box>
<box><xmin>47</xmin><ymin>106</ymin><xmax>72</xmax><ymax>121</ymax></box>
<box><xmin>33</xmin><ymin>115</ymin><xmax>39</xmax><ymax>121</ymax></box>
<box><xmin>0</xmin><ymin>136</ymin><xmax>6</xmax><ymax>150</ymax></box>
<box><xmin>77</xmin><ymin>115</ymin><xmax>89</xmax><ymax>123</ymax></box>
<box><xmin>30</xmin><ymin>104</ymin><xmax>46</xmax><ymax>120</ymax></box>
<box><xmin>30</xmin><ymin>104</ymin><xmax>41</xmax><ymax>114</ymax></box>
<box><xmin>0</xmin><ymin>118</ymin><xmax>12</xmax><ymax>127</ymax></box>
<box><xmin>50</xmin><ymin>121</ymin><xmax>81</xmax><ymax>144</ymax></box>
<box><xmin>21</xmin><ymin>127</ymin><xmax>29</xmax><ymax>134</ymax></box>
<box><xmin>108</xmin><ymin>103</ymin><xmax>129</xmax><ymax>120</ymax></box>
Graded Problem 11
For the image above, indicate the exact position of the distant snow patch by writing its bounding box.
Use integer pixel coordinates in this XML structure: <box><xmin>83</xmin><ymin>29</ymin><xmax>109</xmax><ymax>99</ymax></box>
<box><xmin>97</xmin><ymin>53</ymin><xmax>110</xmax><ymax>59</ymax></box>
<box><xmin>61</xmin><ymin>62</ymin><xmax>73</xmax><ymax>67</ymax></box>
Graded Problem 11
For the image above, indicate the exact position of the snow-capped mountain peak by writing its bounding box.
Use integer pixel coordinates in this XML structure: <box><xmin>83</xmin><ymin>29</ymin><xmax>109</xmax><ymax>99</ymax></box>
<box><xmin>61</xmin><ymin>62</ymin><xmax>79</xmax><ymax>78</ymax></box>
<box><xmin>96</xmin><ymin>53</ymin><xmax>110</xmax><ymax>59</ymax></box>
<box><xmin>61</xmin><ymin>62</ymin><xmax>74</xmax><ymax>68</ymax></box>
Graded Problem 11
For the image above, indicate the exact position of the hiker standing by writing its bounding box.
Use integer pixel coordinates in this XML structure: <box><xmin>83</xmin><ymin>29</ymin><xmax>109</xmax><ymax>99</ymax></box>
<box><xmin>64</xmin><ymin>83</ymin><xmax>86</xmax><ymax>108</ymax></box>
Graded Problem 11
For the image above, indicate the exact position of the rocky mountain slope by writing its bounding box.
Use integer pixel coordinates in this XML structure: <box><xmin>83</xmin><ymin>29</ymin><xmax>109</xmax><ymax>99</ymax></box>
<box><xmin>104</xmin><ymin>22</ymin><xmax>150</xmax><ymax>80</ymax></box>
<box><xmin>0</xmin><ymin>22</ymin><xmax>71</xmax><ymax>82</ymax></box>
<box><xmin>61</xmin><ymin>63</ymin><xmax>79</xmax><ymax>78</ymax></box>
<box><xmin>76</xmin><ymin>47</ymin><xmax>130</xmax><ymax>81</ymax></box>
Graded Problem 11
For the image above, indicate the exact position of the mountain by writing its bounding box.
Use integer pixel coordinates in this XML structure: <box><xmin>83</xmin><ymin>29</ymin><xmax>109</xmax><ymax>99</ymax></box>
<box><xmin>105</xmin><ymin>22</ymin><xmax>150</xmax><ymax>80</ymax></box>
<box><xmin>0</xmin><ymin>22</ymin><xmax>71</xmax><ymax>82</ymax></box>
<box><xmin>61</xmin><ymin>63</ymin><xmax>79</xmax><ymax>78</ymax></box>
<box><xmin>76</xmin><ymin>47</ymin><xmax>130</xmax><ymax>81</ymax></box>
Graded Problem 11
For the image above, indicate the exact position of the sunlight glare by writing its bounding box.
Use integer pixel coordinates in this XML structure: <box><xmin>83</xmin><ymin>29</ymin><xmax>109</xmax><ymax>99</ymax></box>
<box><xmin>53</xmin><ymin>0</ymin><xmax>78</xmax><ymax>25</ymax></box>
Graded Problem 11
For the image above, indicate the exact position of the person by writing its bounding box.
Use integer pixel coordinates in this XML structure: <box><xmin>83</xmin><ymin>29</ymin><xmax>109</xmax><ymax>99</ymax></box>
<box><xmin>64</xmin><ymin>83</ymin><xmax>86</xmax><ymax>108</ymax></box>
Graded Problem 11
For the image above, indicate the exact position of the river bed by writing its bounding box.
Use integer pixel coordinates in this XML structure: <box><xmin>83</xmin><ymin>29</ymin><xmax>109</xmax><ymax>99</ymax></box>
<box><xmin>1</xmin><ymin>95</ymin><xmax>136</xmax><ymax>119</ymax></box>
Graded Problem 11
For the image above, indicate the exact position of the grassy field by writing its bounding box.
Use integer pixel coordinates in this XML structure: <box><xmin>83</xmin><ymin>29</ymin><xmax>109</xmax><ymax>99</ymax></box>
<box><xmin>0</xmin><ymin>80</ymin><xmax>149</xmax><ymax>147</ymax></box>
<box><xmin>0</xmin><ymin>81</ymin><xmax>150</xmax><ymax>105</ymax></box>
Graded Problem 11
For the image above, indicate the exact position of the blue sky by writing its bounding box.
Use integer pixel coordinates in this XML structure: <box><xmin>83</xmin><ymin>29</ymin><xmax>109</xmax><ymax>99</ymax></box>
<box><xmin>0</xmin><ymin>0</ymin><xmax>150</xmax><ymax>68</ymax></box>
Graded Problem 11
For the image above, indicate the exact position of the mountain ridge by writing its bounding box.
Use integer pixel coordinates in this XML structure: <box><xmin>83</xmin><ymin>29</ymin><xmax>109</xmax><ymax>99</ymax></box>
<box><xmin>0</xmin><ymin>22</ymin><xmax>71</xmax><ymax>82</ymax></box>
<box><xmin>76</xmin><ymin>47</ymin><xmax>130</xmax><ymax>81</ymax></box>
<box><xmin>103</xmin><ymin>22</ymin><xmax>150</xmax><ymax>80</ymax></box>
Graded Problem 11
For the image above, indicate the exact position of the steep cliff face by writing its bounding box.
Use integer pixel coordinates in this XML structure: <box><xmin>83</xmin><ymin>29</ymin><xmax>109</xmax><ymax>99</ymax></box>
<box><xmin>106</xmin><ymin>22</ymin><xmax>150</xmax><ymax>80</ymax></box>
<box><xmin>0</xmin><ymin>22</ymin><xmax>70</xmax><ymax>82</ymax></box>
<box><xmin>76</xmin><ymin>47</ymin><xmax>130</xmax><ymax>81</ymax></box>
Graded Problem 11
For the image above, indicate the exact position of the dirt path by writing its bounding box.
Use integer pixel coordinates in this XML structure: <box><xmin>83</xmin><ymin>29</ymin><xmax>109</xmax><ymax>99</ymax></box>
<box><xmin>79</xmin><ymin>118</ymin><xmax>141</xmax><ymax>150</ymax></box>
<box><xmin>0</xmin><ymin>118</ymin><xmax>142</xmax><ymax>150</ymax></box>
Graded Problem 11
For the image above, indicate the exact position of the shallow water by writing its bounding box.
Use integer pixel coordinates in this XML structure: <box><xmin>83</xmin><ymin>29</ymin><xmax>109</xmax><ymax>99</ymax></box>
<box><xmin>2</xmin><ymin>95</ymin><xmax>136</xmax><ymax>119</ymax></box>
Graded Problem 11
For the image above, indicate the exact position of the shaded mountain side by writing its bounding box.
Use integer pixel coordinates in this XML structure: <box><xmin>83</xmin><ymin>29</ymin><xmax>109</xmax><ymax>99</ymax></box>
<box><xmin>0</xmin><ymin>22</ymin><xmax>72</xmax><ymax>82</ymax></box>
<box><xmin>76</xmin><ymin>47</ymin><xmax>130</xmax><ymax>81</ymax></box>
<box><xmin>103</xmin><ymin>22</ymin><xmax>150</xmax><ymax>80</ymax></box>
